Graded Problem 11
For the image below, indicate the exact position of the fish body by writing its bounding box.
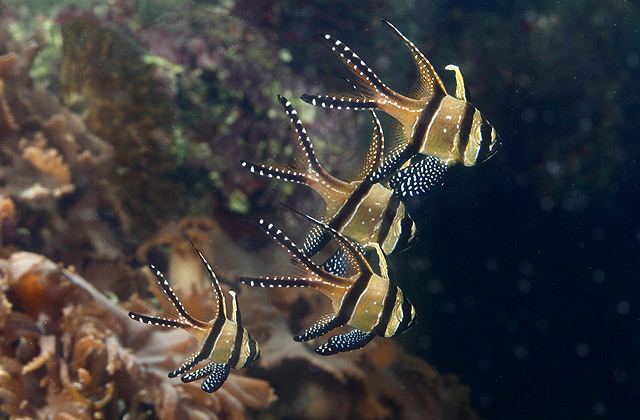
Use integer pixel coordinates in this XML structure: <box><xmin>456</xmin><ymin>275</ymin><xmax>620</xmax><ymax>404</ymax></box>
<box><xmin>241</xmin><ymin>95</ymin><xmax>416</xmax><ymax>256</ymax></box>
<box><xmin>128</xmin><ymin>240</ymin><xmax>259</xmax><ymax>393</ymax></box>
<box><xmin>301</xmin><ymin>21</ymin><xmax>500</xmax><ymax>198</ymax></box>
<box><xmin>240</xmin><ymin>208</ymin><xmax>416</xmax><ymax>355</ymax></box>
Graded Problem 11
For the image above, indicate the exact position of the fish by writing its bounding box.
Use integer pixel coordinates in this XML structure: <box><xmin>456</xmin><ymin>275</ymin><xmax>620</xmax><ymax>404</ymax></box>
<box><xmin>239</xmin><ymin>208</ymin><xmax>417</xmax><ymax>355</ymax></box>
<box><xmin>240</xmin><ymin>95</ymin><xmax>417</xmax><ymax>257</ymax></box>
<box><xmin>128</xmin><ymin>239</ymin><xmax>259</xmax><ymax>393</ymax></box>
<box><xmin>300</xmin><ymin>20</ymin><xmax>500</xmax><ymax>199</ymax></box>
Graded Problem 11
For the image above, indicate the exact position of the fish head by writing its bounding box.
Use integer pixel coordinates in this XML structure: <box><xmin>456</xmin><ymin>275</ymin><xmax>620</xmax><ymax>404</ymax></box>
<box><xmin>463</xmin><ymin>109</ymin><xmax>500</xmax><ymax>166</ymax></box>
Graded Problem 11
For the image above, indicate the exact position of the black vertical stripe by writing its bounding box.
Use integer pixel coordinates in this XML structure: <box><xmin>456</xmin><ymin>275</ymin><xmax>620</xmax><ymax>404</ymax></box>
<box><xmin>457</xmin><ymin>104</ymin><xmax>475</xmax><ymax>160</ymax></box>
<box><xmin>395</xmin><ymin>216</ymin><xmax>415</xmax><ymax>252</ymax></box>
<box><xmin>228</xmin><ymin>325</ymin><xmax>245</xmax><ymax>368</ymax></box>
<box><xmin>397</xmin><ymin>298</ymin><xmax>414</xmax><ymax>334</ymax></box>
<box><xmin>375</xmin><ymin>282</ymin><xmax>398</xmax><ymax>335</ymax></box>
<box><xmin>412</xmin><ymin>93</ymin><xmax>446</xmax><ymax>151</ymax></box>
<box><xmin>197</xmin><ymin>314</ymin><xmax>226</xmax><ymax>363</ymax></box>
<box><xmin>478</xmin><ymin>121</ymin><xmax>493</xmax><ymax>160</ymax></box>
<box><xmin>248</xmin><ymin>336</ymin><xmax>258</xmax><ymax>361</ymax></box>
<box><xmin>336</xmin><ymin>271</ymin><xmax>372</xmax><ymax>323</ymax></box>
<box><xmin>331</xmin><ymin>179</ymin><xmax>374</xmax><ymax>229</ymax></box>
<box><xmin>378</xmin><ymin>196</ymin><xmax>401</xmax><ymax>247</ymax></box>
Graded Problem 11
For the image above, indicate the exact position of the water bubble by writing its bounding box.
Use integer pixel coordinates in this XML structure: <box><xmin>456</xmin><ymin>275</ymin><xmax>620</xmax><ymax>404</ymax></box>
<box><xmin>442</xmin><ymin>300</ymin><xmax>456</xmax><ymax>314</ymax></box>
<box><xmin>426</xmin><ymin>279</ymin><xmax>442</xmax><ymax>295</ymax></box>
<box><xmin>418</xmin><ymin>335</ymin><xmax>432</xmax><ymax>350</ymax></box>
<box><xmin>592</xmin><ymin>270</ymin><xmax>605</xmax><ymax>284</ymax></box>
<box><xmin>518</xmin><ymin>261</ymin><xmax>534</xmax><ymax>276</ymax></box>
<box><xmin>540</xmin><ymin>196</ymin><xmax>555</xmax><ymax>211</ymax></box>
<box><xmin>545</xmin><ymin>160</ymin><xmax>561</xmax><ymax>177</ymax></box>
<box><xmin>576</xmin><ymin>343</ymin><xmax>590</xmax><ymax>357</ymax></box>
<box><xmin>517</xmin><ymin>279</ymin><xmax>532</xmax><ymax>294</ymax></box>
<box><xmin>535</xmin><ymin>318</ymin><xmax>549</xmax><ymax>333</ymax></box>
<box><xmin>485</xmin><ymin>258</ymin><xmax>499</xmax><ymax>271</ymax></box>
<box><xmin>616</xmin><ymin>300</ymin><xmax>630</xmax><ymax>316</ymax></box>
<box><xmin>513</xmin><ymin>345</ymin><xmax>528</xmax><ymax>359</ymax></box>
<box><xmin>626</xmin><ymin>53</ymin><xmax>640</xmax><ymax>68</ymax></box>
<box><xmin>579</xmin><ymin>117</ymin><xmax>593</xmax><ymax>133</ymax></box>
<box><xmin>592</xmin><ymin>401</ymin><xmax>606</xmax><ymax>416</ymax></box>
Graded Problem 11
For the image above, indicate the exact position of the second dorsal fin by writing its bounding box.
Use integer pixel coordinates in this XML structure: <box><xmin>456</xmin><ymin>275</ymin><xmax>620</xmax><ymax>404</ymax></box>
<box><xmin>186</xmin><ymin>236</ymin><xmax>226</xmax><ymax>320</ymax></box>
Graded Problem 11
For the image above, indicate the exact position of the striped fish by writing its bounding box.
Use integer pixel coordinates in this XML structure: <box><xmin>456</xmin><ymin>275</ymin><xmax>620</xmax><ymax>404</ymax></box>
<box><xmin>301</xmin><ymin>20</ymin><xmax>500</xmax><ymax>199</ymax></box>
<box><xmin>128</xmin><ymin>239</ymin><xmax>259</xmax><ymax>393</ymax></box>
<box><xmin>239</xmin><ymin>209</ymin><xmax>417</xmax><ymax>355</ymax></box>
<box><xmin>241</xmin><ymin>95</ymin><xmax>417</xmax><ymax>257</ymax></box>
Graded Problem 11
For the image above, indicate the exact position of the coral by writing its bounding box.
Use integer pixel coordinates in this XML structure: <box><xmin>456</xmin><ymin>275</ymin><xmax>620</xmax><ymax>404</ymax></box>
<box><xmin>0</xmin><ymin>252</ymin><xmax>275</xmax><ymax>419</ymax></box>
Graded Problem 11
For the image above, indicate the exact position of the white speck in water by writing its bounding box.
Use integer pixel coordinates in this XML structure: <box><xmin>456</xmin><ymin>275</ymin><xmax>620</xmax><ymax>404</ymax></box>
<box><xmin>616</xmin><ymin>300</ymin><xmax>630</xmax><ymax>316</ymax></box>
<box><xmin>592</xmin><ymin>270</ymin><xmax>605</xmax><ymax>284</ymax></box>
<box><xmin>576</xmin><ymin>343</ymin><xmax>589</xmax><ymax>357</ymax></box>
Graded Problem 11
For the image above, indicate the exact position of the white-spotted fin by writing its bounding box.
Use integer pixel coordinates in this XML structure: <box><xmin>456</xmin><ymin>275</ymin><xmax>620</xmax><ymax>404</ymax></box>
<box><xmin>128</xmin><ymin>239</ymin><xmax>259</xmax><ymax>393</ymax></box>
<box><xmin>240</xmin><ymin>206</ymin><xmax>417</xmax><ymax>355</ymax></box>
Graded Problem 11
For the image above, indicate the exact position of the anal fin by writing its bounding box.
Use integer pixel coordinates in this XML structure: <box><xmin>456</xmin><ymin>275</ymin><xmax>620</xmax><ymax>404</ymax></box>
<box><xmin>315</xmin><ymin>329</ymin><xmax>375</xmax><ymax>355</ymax></box>
<box><xmin>168</xmin><ymin>352</ymin><xmax>200</xmax><ymax>378</ymax></box>
<box><xmin>201</xmin><ymin>363</ymin><xmax>231</xmax><ymax>393</ymax></box>
<box><xmin>389</xmin><ymin>155</ymin><xmax>447</xmax><ymax>199</ymax></box>
<box><xmin>181</xmin><ymin>362</ymin><xmax>214</xmax><ymax>383</ymax></box>
<box><xmin>294</xmin><ymin>313</ymin><xmax>343</xmax><ymax>342</ymax></box>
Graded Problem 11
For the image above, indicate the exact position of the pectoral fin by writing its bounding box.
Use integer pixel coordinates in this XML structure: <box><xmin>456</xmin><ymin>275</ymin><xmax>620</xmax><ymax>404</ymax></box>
<box><xmin>201</xmin><ymin>363</ymin><xmax>231</xmax><ymax>393</ymax></box>
<box><xmin>322</xmin><ymin>249</ymin><xmax>349</xmax><ymax>277</ymax></box>
<box><xmin>315</xmin><ymin>329</ymin><xmax>375</xmax><ymax>355</ymax></box>
<box><xmin>389</xmin><ymin>155</ymin><xmax>447</xmax><ymax>199</ymax></box>
<box><xmin>302</xmin><ymin>225</ymin><xmax>331</xmax><ymax>257</ymax></box>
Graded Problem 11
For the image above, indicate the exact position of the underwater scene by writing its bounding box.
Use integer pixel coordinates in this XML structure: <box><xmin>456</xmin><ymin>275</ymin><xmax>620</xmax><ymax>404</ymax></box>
<box><xmin>0</xmin><ymin>0</ymin><xmax>638</xmax><ymax>419</ymax></box>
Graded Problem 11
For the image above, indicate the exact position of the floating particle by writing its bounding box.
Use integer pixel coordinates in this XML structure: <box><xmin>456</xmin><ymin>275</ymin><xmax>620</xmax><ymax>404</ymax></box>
<box><xmin>517</xmin><ymin>279</ymin><xmax>532</xmax><ymax>294</ymax></box>
<box><xmin>576</xmin><ymin>343</ymin><xmax>590</xmax><ymax>357</ymax></box>
<box><xmin>592</xmin><ymin>270</ymin><xmax>605</xmax><ymax>284</ymax></box>
<box><xmin>513</xmin><ymin>345</ymin><xmax>528</xmax><ymax>359</ymax></box>
<box><xmin>616</xmin><ymin>300</ymin><xmax>630</xmax><ymax>316</ymax></box>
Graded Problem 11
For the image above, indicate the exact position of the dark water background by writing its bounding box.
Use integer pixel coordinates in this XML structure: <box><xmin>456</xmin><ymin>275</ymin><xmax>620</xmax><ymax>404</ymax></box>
<box><xmin>4</xmin><ymin>0</ymin><xmax>639</xmax><ymax>419</ymax></box>
<box><xmin>268</xmin><ymin>1</ymin><xmax>640</xmax><ymax>418</ymax></box>
<box><xmin>372</xmin><ymin>2</ymin><xmax>640</xmax><ymax>419</ymax></box>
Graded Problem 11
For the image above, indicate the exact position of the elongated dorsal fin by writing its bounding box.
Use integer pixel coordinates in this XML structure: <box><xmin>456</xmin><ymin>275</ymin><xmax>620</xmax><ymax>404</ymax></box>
<box><xmin>148</xmin><ymin>263</ymin><xmax>202</xmax><ymax>326</ymax></box>
<box><xmin>277</xmin><ymin>95</ymin><xmax>346</xmax><ymax>189</ymax></box>
<box><xmin>445</xmin><ymin>64</ymin><xmax>468</xmax><ymax>102</ymax></box>
<box><xmin>357</xmin><ymin>111</ymin><xmax>385</xmax><ymax>180</ymax></box>
<box><xmin>228</xmin><ymin>290</ymin><xmax>240</xmax><ymax>323</ymax></box>
<box><xmin>381</xmin><ymin>20</ymin><xmax>446</xmax><ymax>100</ymax></box>
<box><xmin>186</xmin><ymin>236</ymin><xmax>226</xmax><ymax>320</ymax></box>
